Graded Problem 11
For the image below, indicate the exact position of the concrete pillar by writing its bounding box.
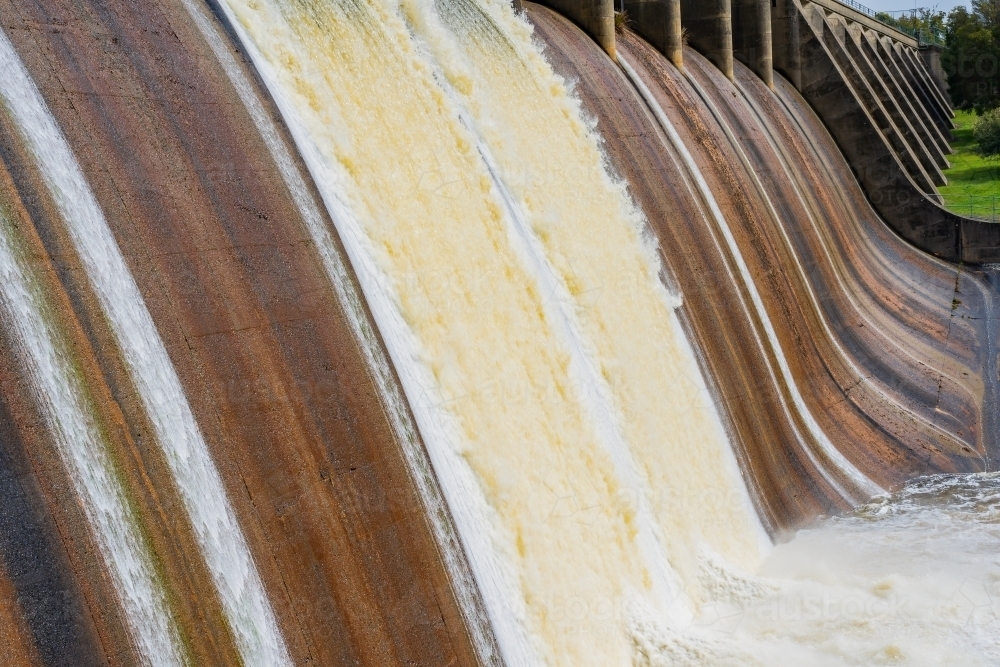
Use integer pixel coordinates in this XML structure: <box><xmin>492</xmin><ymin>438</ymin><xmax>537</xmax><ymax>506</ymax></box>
<box><xmin>918</xmin><ymin>45</ymin><xmax>950</xmax><ymax>101</ymax></box>
<box><xmin>732</xmin><ymin>0</ymin><xmax>773</xmax><ymax>87</ymax></box>
<box><xmin>770</xmin><ymin>0</ymin><xmax>801</xmax><ymax>89</ymax></box>
<box><xmin>534</xmin><ymin>0</ymin><xmax>618</xmax><ymax>59</ymax></box>
<box><xmin>623</xmin><ymin>0</ymin><xmax>684</xmax><ymax>68</ymax></box>
<box><xmin>535</xmin><ymin>0</ymin><xmax>616</xmax><ymax>57</ymax></box>
<box><xmin>680</xmin><ymin>0</ymin><xmax>734</xmax><ymax>79</ymax></box>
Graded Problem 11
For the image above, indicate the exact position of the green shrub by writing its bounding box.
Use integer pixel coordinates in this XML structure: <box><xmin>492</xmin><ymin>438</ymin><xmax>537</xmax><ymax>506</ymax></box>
<box><xmin>974</xmin><ymin>108</ymin><xmax>1000</xmax><ymax>158</ymax></box>
<box><xmin>614</xmin><ymin>10</ymin><xmax>629</xmax><ymax>33</ymax></box>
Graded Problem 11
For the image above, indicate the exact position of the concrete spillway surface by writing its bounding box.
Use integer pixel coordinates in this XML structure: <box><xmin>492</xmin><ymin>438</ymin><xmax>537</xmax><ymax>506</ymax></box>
<box><xmin>0</xmin><ymin>0</ymin><xmax>485</xmax><ymax>664</ymax></box>
<box><xmin>0</xmin><ymin>110</ymin><xmax>185</xmax><ymax>667</ymax></box>
<box><xmin>0</xmin><ymin>0</ymin><xmax>997</xmax><ymax>665</ymax></box>
<box><xmin>0</xmin><ymin>26</ymin><xmax>290</xmax><ymax>667</ymax></box>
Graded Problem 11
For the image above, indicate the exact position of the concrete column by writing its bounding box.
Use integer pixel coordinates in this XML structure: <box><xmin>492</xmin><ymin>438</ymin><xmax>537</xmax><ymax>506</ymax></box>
<box><xmin>623</xmin><ymin>0</ymin><xmax>684</xmax><ymax>68</ymax></box>
<box><xmin>918</xmin><ymin>45</ymin><xmax>950</xmax><ymax>101</ymax></box>
<box><xmin>680</xmin><ymin>0</ymin><xmax>734</xmax><ymax>79</ymax></box>
<box><xmin>535</xmin><ymin>0</ymin><xmax>616</xmax><ymax>57</ymax></box>
<box><xmin>770</xmin><ymin>0</ymin><xmax>801</xmax><ymax>88</ymax></box>
<box><xmin>732</xmin><ymin>0</ymin><xmax>773</xmax><ymax>87</ymax></box>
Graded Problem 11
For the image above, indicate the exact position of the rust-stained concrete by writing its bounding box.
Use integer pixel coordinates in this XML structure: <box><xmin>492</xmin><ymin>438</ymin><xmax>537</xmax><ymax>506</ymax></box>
<box><xmin>0</xmin><ymin>0</ymin><xmax>485</xmax><ymax>664</ymax></box>
<box><xmin>0</xmin><ymin>155</ymin><xmax>138</xmax><ymax>667</ymax></box>
<box><xmin>0</xmin><ymin>563</ymin><xmax>38</xmax><ymax>667</ymax></box>
<box><xmin>528</xmin><ymin>4</ymin><xmax>996</xmax><ymax>531</ymax></box>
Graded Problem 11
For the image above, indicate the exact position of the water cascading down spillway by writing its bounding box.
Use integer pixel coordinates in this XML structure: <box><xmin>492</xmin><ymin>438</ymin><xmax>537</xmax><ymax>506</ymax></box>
<box><xmin>0</xmin><ymin>29</ymin><xmax>291</xmax><ymax>667</ymax></box>
<box><xmin>1</xmin><ymin>0</ymin><xmax>999</xmax><ymax>663</ymax></box>
<box><xmin>214</xmin><ymin>0</ymin><xmax>771</xmax><ymax>663</ymax></box>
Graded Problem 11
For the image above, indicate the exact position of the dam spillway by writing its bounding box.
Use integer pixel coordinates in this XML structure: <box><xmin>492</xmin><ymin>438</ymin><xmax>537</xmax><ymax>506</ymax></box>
<box><xmin>0</xmin><ymin>0</ymin><xmax>997</xmax><ymax>665</ymax></box>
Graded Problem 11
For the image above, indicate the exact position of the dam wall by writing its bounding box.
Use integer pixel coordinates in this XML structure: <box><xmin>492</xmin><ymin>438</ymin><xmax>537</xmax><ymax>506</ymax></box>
<box><xmin>772</xmin><ymin>0</ymin><xmax>1000</xmax><ymax>263</ymax></box>
<box><xmin>528</xmin><ymin>3</ymin><xmax>995</xmax><ymax>533</ymax></box>
<box><xmin>0</xmin><ymin>0</ymin><xmax>489</xmax><ymax>664</ymax></box>
<box><xmin>546</xmin><ymin>0</ymin><xmax>999</xmax><ymax>262</ymax></box>
<box><xmin>0</xmin><ymin>0</ymin><xmax>997</xmax><ymax>664</ymax></box>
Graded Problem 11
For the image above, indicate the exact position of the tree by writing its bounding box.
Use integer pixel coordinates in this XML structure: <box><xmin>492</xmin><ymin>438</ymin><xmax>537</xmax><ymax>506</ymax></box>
<box><xmin>973</xmin><ymin>0</ymin><xmax>1000</xmax><ymax>31</ymax></box>
<box><xmin>974</xmin><ymin>108</ymin><xmax>1000</xmax><ymax>158</ymax></box>
<box><xmin>877</xmin><ymin>8</ymin><xmax>946</xmax><ymax>44</ymax></box>
<box><xmin>943</xmin><ymin>2</ymin><xmax>1000</xmax><ymax>113</ymax></box>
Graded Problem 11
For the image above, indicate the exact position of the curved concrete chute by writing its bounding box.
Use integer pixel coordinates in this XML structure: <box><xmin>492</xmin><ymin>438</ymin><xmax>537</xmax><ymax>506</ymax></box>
<box><xmin>681</xmin><ymin>52</ymin><xmax>984</xmax><ymax>457</ymax></box>
<box><xmin>526</xmin><ymin>4</ymin><xmax>994</xmax><ymax>532</ymax></box>
<box><xmin>0</xmin><ymin>0</ymin><xmax>489</xmax><ymax>664</ymax></box>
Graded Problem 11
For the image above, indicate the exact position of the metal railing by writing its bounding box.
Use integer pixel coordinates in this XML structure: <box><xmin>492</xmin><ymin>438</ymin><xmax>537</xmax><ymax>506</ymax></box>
<box><xmin>832</xmin><ymin>0</ymin><xmax>945</xmax><ymax>47</ymax></box>
<box><xmin>880</xmin><ymin>11</ymin><xmax>947</xmax><ymax>48</ymax></box>
<box><xmin>941</xmin><ymin>195</ymin><xmax>1000</xmax><ymax>223</ymax></box>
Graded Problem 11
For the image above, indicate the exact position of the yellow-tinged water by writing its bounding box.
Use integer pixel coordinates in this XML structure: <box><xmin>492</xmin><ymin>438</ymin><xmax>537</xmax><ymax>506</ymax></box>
<box><xmin>408</xmin><ymin>0</ymin><xmax>768</xmax><ymax>584</ymax></box>
<box><xmin>220</xmin><ymin>0</ymin><xmax>765</xmax><ymax>664</ymax></box>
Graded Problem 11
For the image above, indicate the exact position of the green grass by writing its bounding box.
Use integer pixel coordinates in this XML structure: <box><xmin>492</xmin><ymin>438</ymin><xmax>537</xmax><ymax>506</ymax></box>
<box><xmin>939</xmin><ymin>110</ymin><xmax>1000</xmax><ymax>221</ymax></box>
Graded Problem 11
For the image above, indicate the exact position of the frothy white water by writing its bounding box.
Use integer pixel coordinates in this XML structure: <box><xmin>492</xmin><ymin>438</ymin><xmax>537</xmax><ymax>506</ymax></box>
<box><xmin>0</xmin><ymin>178</ymin><xmax>184</xmax><ymax>666</ymax></box>
<box><xmin>639</xmin><ymin>474</ymin><xmax>1000</xmax><ymax>666</ymax></box>
<box><xmin>405</xmin><ymin>0</ymin><xmax>768</xmax><ymax>606</ymax></box>
<box><xmin>618</xmin><ymin>53</ymin><xmax>881</xmax><ymax>504</ymax></box>
<box><xmin>215</xmin><ymin>0</ymin><xmax>767</xmax><ymax>665</ymax></box>
<box><xmin>176</xmin><ymin>0</ymin><xmax>501</xmax><ymax>662</ymax></box>
<box><xmin>0</xmin><ymin>29</ymin><xmax>291</xmax><ymax>667</ymax></box>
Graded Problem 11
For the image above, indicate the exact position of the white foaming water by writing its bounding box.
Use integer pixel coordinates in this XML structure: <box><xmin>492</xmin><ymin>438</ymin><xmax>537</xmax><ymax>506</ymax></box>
<box><xmin>407</xmin><ymin>0</ymin><xmax>770</xmax><ymax>590</ymax></box>
<box><xmin>0</xmin><ymin>29</ymin><xmax>291</xmax><ymax>667</ymax></box>
<box><xmin>176</xmin><ymin>0</ymin><xmax>501</xmax><ymax>662</ymax></box>
<box><xmin>618</xmin><ymin>53</ymin><xmax>881</xmax><ymax>504</ymax></box>
<box><xmin>645</xmin><ymin>474</ymin><xmax>1000</xmax><ymax>666</ymax></box>
<box><xmin>215</xmin><ymin>0</ymin><xmax>767</xmax><ymax>665</ymax></box>
<box><xmin>0</xmin><ymin>189</ymin><xmax>184</xmax><ymax>665</ymax></box>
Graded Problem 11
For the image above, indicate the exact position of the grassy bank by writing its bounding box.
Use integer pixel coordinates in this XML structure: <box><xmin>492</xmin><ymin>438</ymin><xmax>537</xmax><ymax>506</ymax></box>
<box><xmin>939</xmin><ymin>110</ymin><xmax>1000</xmax><ymax>221</ymax></box>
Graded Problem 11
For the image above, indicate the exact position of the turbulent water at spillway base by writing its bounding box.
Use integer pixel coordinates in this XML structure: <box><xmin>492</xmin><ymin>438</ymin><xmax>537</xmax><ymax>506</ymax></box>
<box><xmin>0</xmin><ymin>0</ymin><xmax>984</xmax><ymax>663</ymax></box>
<box><xmin>207</xmin><ymin>0</ymin><xmax>1000</xmax><ymax>664</ymax></box>
<box><xmin>666</xmin><ymin>474</ymin><xmax>1000</xmax><ymax>667</ymax></box>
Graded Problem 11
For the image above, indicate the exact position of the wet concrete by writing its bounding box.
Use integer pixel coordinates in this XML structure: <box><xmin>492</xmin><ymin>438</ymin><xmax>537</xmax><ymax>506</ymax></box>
<box><xmin>0</xmin><ymin>0</ymin><xmax>485</xmax><ymax>664</ymax></box>
<box><xmin>528</xmin><ymin>4</ymin><xmax>994</xmax><ymax>531</ymax></box>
